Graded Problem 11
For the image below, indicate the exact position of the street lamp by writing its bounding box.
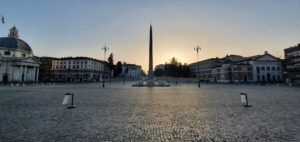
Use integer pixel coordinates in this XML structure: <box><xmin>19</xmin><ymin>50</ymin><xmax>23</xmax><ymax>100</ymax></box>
<box><xmin>101</xmin><ymin>43</ymin><xmax>109</xmax><ymax>61</ymax></box>
<box><xmin>0</xmin><ymin>14</ymin><xmax>4</xmax><ymax>24</ymax></box>
<box><xmin>101</xmin><ymin>43</ymin><xmax>110</xmax><ymax>86</ymax></box>
<box><xmin>1</xmin><ymin>15</ymin><xmax>6</xmax><ymax>83</ymax></box>
<box><xmin>194</xmin><ymin>45</ymin><xmax>201</xmax><ymax>87</ymax></box>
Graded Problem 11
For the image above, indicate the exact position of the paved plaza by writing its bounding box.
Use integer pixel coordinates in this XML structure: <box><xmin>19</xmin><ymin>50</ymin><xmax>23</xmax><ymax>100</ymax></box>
<box><xmin>0</xmin><ymin>83</ymin><xmax>299</xmax><ymax>141</ymax></box>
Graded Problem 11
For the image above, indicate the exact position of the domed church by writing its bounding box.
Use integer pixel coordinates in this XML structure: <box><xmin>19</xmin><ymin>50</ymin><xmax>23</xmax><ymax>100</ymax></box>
<box><xmin>0</xmin><ymin>26</ymin><xmax>40</xmax><ymax>83</ymax></box>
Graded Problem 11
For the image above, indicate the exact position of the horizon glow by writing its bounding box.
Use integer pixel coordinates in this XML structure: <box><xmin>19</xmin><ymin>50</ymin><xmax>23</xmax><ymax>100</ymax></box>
<box><xmin>1</xmin><ymin>0</ymin><xmax>300</xmax><ymax>71</ymax></box>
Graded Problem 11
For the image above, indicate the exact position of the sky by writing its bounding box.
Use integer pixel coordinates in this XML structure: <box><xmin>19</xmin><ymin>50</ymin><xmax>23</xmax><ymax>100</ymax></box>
<box><xmin>1</xmin><ymin>0</ymin><xmax>300</xmax><ymax>71</ymax></box>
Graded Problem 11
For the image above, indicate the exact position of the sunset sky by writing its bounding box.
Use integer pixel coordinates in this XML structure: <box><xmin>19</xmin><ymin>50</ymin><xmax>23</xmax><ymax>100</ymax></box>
<box><xmin>1</xmin><ymin>0</ymin><xmax>300</xmax><ymax>71</ymax></box>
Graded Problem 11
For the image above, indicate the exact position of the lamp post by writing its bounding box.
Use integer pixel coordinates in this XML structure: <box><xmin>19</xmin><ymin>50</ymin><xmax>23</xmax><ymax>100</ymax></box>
<box><xmin>1</xmin><ymin>14</ymin><xmax>7</xmax><ymax>83</ymax></box>
<box><xmin>194</xmin><ymin>45</ymin><xmax>201</xmax><ymax>87</ymax></box>
<box><xmin>0</xmin><ymin>14</ymin><xmax>4</xmax><ymax>24</ymax></box>
<box><xmin>101</xmin><ymin>43</ymin><xmax>109</xmax><ymax>87</ymax></box>
<box><xmin>101</xmin><ymin>43</ymin><xmax>109</xmax><ymax>61</ymax></box>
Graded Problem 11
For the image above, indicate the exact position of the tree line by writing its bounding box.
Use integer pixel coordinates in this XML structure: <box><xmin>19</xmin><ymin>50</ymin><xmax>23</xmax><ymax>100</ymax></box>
<box><xmin>154</xmin><ymin>57</ymin><xmax>191</xmax><ymax>78</ymax></box>
<box><xmin>107</xmin><ymin>53</ymin><xmax>123</xmax><ymax>77</ymax></box>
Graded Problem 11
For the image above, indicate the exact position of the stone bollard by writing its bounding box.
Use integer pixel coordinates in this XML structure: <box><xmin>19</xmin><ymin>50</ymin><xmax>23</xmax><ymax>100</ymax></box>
<box><xmin>10</xmin><ymin>83</ymin><xmax>14</xmax><ymax>87</ymax></box>
<box><xmin>16</xmin><ymin>83</ymin><xmax>19</xmax><ymax>87</ymax></box>
<box><xmin>22</xmin><ymin>83</ymin><xmax>25</xmax><ymax>87</ymax></box>
<box><xmin>240</xmin><ymin>93</ymin><xmax>252</xmax><ymax>107</ymax></box>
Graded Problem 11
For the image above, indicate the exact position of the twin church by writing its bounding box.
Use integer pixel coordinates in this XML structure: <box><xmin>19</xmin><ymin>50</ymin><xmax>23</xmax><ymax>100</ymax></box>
<box><xmin>0</xmin><ymin>26</ymin><xmax>40</xmax><ymax>83</ymax></box>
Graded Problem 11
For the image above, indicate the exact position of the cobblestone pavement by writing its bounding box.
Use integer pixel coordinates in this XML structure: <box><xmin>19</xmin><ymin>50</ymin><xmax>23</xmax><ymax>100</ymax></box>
<box><xmin>0</xmin><ymin>83</ymin><xmax>299</xmax><ymax>141</ymax></box>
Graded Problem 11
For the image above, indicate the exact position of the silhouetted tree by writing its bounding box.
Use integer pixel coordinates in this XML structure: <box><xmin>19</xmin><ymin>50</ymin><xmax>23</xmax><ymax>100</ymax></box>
<box><xmin>114</xmin><ymin>61</ymin><xmax>123</xmax><ymax>77</ymax></box>
<box><xmin>154</xmin><ymin>57</ymin><xmax>191</xmax><ymax>78</ymax></box>
<box><xmin>154</xmin><ymin>68</ymin><xmax>164</xmax><ymax>76</ymax></box>
<box><xmin>107</xmin><ymin>53</ymin><xmax>114</xmax><ymax>70</ymax></box>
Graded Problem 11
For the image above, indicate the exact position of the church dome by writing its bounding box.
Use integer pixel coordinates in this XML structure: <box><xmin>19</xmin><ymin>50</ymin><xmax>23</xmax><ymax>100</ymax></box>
<box><xmin>0</xmin><ymin>26</ymin><xmax>33</xmax><ymax>53</ymax></box>
<box><xmin>0</xmin><ymin>37</ymin><xmax>32</xmax><ymax>52</ymax></box>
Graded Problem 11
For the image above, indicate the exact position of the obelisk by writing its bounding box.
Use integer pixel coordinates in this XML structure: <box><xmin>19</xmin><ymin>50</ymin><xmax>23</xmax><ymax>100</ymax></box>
<box><xmin>132</xmin><ymin>25</ymin><xmax>169</xmax><ymax>87</ymax></box>
<box><xmin>148</xmin><ymin>25</ymin><xmax>154</xmax><ymax>79</ymax></box>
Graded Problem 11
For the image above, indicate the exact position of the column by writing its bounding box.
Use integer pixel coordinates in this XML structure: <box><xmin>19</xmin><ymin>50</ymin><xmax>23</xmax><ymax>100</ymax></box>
<box><xmin>24</xmin><ymin>66</ymin><xmax>27</xmax><ymax>82</ymax></box>
<box><xmin>20</xmin><ymin>65</ymin><xmax>23</xmax><ymax>82</ymax></box>
<box><xmin>35</xmin><ymin>67</ymin><xmax>39</xmax><ymax>82</ymax></box>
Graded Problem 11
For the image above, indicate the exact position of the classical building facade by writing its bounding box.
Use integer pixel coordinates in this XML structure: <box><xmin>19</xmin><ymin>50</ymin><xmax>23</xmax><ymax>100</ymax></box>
<box><xmin>212</xmin><ymin>52</ymin><xmax>282</xmax><ymax>83</ymax></box>
<box><xmin>0</xmin><ymin>26</ymin><xmax>40</xmax><ymax>83</ymax></box>
<box><xmin>284</xmin><ymin>44</ymin><xmax>300</xmax><ymax>84</ymax></box>
<box><xmin>189</xmin><ymin>55</ymin><xmax>244</xmax><ymax>81</ymax></box>
<box><xmin>122</xmin><ymin>63</ymin><xmax>143</xmax><ymax>80</ymax></box>
<box><xmin>51</xmin><ymin>57</ymin><xmax>110</xmax><ymax>82</ymax></box>
<box><xmin>189</xmin><ymin>58</ymin><xmax>220</xmax><ymax>81</ymax></box>
<box><xmin>190</xmin><ymin>53</ymin><xmax>283</xmax><ymax>83</ymax></box>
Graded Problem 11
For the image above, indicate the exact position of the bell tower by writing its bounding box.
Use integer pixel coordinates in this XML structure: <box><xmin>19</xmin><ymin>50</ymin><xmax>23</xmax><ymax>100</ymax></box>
<box><xmin>8</xmin><ymin>26</ymin><xmax>19</xmax><ymax>38</ymax></box>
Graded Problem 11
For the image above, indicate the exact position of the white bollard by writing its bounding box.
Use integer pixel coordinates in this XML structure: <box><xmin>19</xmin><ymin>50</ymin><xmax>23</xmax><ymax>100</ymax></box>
<box><xmin>62</xmin><ymin>93</ymin><xmax>76</xmax><ymax>109</ymax></box>
<box><xmin>240</xmin><ymin>93</ymin><xmax>252</xmax><ymax>107</ymax></box>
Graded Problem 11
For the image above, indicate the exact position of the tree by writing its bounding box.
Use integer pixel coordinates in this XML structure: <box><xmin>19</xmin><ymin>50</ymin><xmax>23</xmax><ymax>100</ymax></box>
<box><xmin>156</xmin><ymin>57</ymin><xmax>191</xmax><ymax>78</ymax></box>
<box><xmin>154</xmin><ymin>68</ymin><xmax>164</xmax><ymax>76</ymax></box>
<box><xmin>107</xmin><ymin>53</ymin><xmax>114</xmax><ymax>70</ymax></box>
<box><xmin>169</xmin><ymin>57</ymin><xmax>179</xmax><ymax>65</ymax></box>
<box><xmin>114</xmin><ymin>61</ymin><xmax>123</xmax><ymax>77</ymax></box>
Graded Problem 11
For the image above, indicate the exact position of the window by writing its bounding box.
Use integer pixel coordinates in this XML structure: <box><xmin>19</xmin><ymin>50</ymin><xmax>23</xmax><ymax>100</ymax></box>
<box><xmin>4</xmin><ymin>51</ymin><xmax>10</xmax><ymax>55</ymax></box>
<box><xmin>261</xmin><ymin>67</ymin><xmax>265</xmax><ymax>71</ymax></box>
<box><xmin>22</xmin><ymin>54</ymin><xmax>26</xmax><ymax>57</ymax></box>
<box><xmin>266</xmin><ymin>67</ymin><xmax>270</xmax><ymax>71</ymax></box>
<box><xmin>277</xmin><ymin>67</ymin><xmax>280</xmax><ymax>71</ymax></box>
<box><xmin>272</xmin><ymin>67</ymin><xmax>275</xmax><ymax>71</ymax></box>
<box><xmin>256</xmin><ymin>67</ymin><xmax>260</xmax><ymax>73</ymax></box>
